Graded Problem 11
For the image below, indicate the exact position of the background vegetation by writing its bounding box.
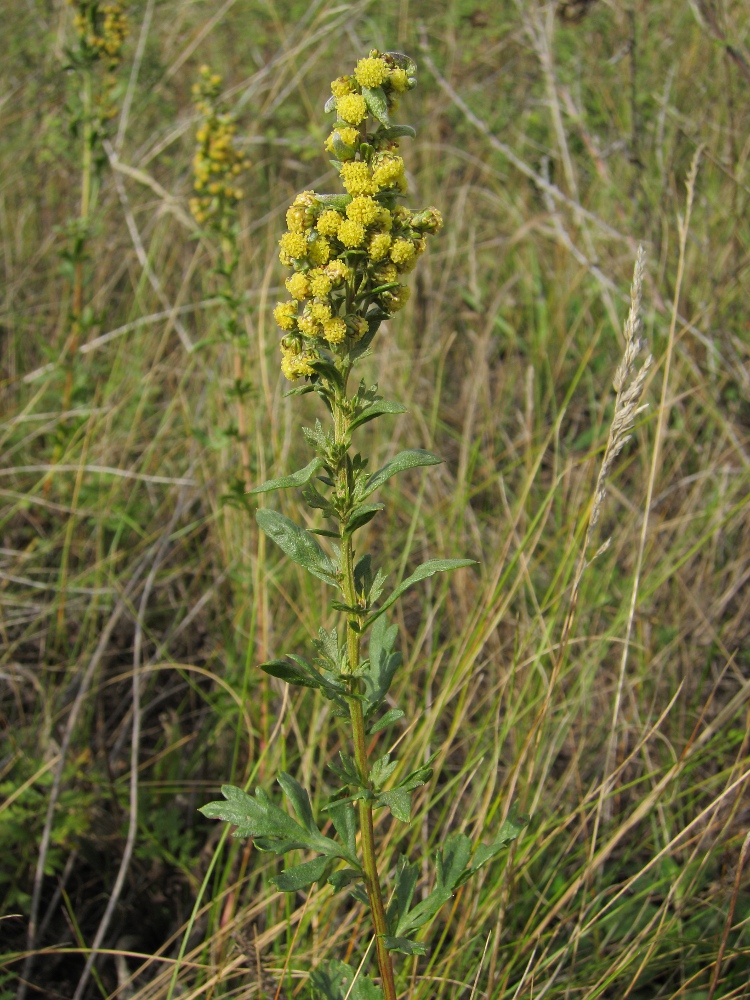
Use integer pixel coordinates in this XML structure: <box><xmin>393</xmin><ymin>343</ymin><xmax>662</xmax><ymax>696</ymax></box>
<box><xmin>1</xmin><ymin>0</ymin><xmax>749</xmax><ymax>997</ymax></box>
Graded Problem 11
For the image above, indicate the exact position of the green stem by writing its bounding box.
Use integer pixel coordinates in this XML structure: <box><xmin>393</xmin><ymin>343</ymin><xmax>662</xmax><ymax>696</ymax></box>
<box><xmin>334</xmin><ymin>392</ymin><xmax>397</xmax><ymax>1000</ymax></box>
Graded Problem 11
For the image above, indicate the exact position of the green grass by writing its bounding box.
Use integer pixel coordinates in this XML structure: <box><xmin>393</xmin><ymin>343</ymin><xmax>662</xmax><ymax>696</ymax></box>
<box><xmin>1</xmin><ymin>0</ymin><xmax>750</xmax><ymax>997</ymax></box>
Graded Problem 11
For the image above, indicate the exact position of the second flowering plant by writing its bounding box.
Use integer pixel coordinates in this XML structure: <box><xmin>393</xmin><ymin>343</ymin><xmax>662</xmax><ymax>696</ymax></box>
<box><xmin>202</xmin><ymin>51</ymin><xmax>525</xmax><ymax>1000</ymax></box>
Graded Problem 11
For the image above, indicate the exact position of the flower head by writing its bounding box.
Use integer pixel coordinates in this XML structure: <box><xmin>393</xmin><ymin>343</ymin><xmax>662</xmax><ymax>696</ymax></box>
<box><xmin>354</xmin><ymin>56</ymin><xmax>388</xmax><ymax>89</ymax></box>
<box><xmin>336</xmin><ymin>93</ymin><xmax>368</xmax><ymax>125</ymax></box>
<box><xmin>273</xmin><ymin>51</ymin><xmax>440</xmax><ymax>381</ymax></box>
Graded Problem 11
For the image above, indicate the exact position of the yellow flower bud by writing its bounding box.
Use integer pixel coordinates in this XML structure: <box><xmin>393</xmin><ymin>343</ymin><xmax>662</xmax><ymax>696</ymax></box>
<box><xmin>308</xmin><ymin>236</ymin><xmax>331</xmax><ymax>265</ymax></box>
<box><xmin>390</xmin><ymin>67</ymin><xmax>410</xmax><ymax>93</ymax></box>
<box><xmin>346</xmin><ymin>195</ymin><xmax>379</xmax><ymax>226</ymax></box>
<box><xmin>336</xmin><ymin>93</ymin><xmax>368</xmax><ymax>125</ymax></box>
<box><xmin>354</xmin><ymin>56</ymin><xmax>388</xmax><ymax>89</ymax></box>
<box><xmin>309</xmin><ymin>269</ymin><xmax>333</xmax><ymax>298</ymax></box>
<box><xmin>323</xmin><ymin>316</ymin><xmax>347</xmax><ymax>344</ymax></box>
<box><xmin>372</xmin><ymin>154</ymin><xmax>406</xmax><ymax>191</ymax></box>
<box><xmin>279</xmin><ymin>231</ymin><xmax>308</xmax><ymax>260</ymax></box>
<box><xmin>286</xmin><ymin>206</ymin><xmax>307</xmax><ymax>232</ymax></box>
<box><xmin>390</xmin><ymin>239</ymin><xmax>416</xmax><ymax>269</ymax></box>
<box><xmin>368</xmin><ymin>232</ymin><xmax>392</xmax><ymax>262</ymax></box>
<box><xmin>340</xmin><ymin>161</ymin><xmax>376</xmax><ymax>196</ymax></box>
<box><xmin>316</xmin><ymin>210</ymin><xmax>343</xmax><ymax>238</ymax></box>
<box><xmin>286</xmin><ymin>273</ymin><xmax>311</xmax><ymax>300</ymax></box>
<box><xmin>338</xmin><ymin>219</ymin><xmax>366</xmax><ymax>248</ymax></box>
<box><xmin>273</xmin><ymin>301</ymin><xmax>298</xmax><ymax>331</ymax></box>
<box><xmin>310</xmin><ymin>302</ymin><xmax>332</xmax><ymax>323</ymax></box>
<box><xmin>298</xmin><ymin>313</ymin><xmax>320</xmax><ymax>338</ymax></box>
<box><xmin>330</xmin><ymin>76</ymin><xmax>355</xmax><ymax>98</ymax></box>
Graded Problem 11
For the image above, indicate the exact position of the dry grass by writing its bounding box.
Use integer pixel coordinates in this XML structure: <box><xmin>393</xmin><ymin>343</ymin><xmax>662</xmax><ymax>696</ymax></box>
<box><xmin>1</xmin><ymin>1</ymin><xmax>749</xmax><ymax>998</ymax></box>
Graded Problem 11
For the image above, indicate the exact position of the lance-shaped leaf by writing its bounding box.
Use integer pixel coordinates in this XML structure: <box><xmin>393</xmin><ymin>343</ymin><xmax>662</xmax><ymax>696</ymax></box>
<box><xmin>368</xmin><ymin>707</ymin><xmax>404</xmax><ymax>734</ymax></box>
<box><xmin>343</xmin><ymin>502</ymin><xmax>384</xmax><ymax>538</ymax></box>
<box><xmin>256</xmin><ymin>509</ymin><xmax>339</xmax><ymax>586</ymax></box>
<box><xmin>327</xmin><ymin>868</ymin><xmax>361</xmax><ymax>894</ymax></box>
<box><xmin>362</xmin><ymin>86</ymin><xmax>389</xmax><ymax>125</ymax></box>
<box><xmin>259</xmin><ymin>655</ymin><xmax>348</xmax><ymax>710</ymax></box>
<box><xmin>249</xmin><ymin>457</ymin><xmax>325</xmax><ymax>494</ymax></box>
<box><xmin>310</xmin><ymin>959</ymin><xmax>383</xmax><ymax>1000</ymax></box>
<box><xmin>364</xmin><ymin>558</ymin><xmax>477</xmax><ymax>628</ymax></box>
<box><xmin>376</xmin><ymin>124</ymin><xmax>417</xmax><ymax>141</ymax></box>
<box><xmin>349</xmin><ymin>399</ymin><xmax>407</xmax><ymax>433</ymax></box>
<box><xmin>359</xmin><ymin>449</ymin><xmax>442</xmax><ymax>500</ymax></box>
<box><xmin>272</xmin><ymin>856</ymin><xmax>329</xmax><ymax>892</ymax></box>
<box><xmin>317</xmin><ymin>193</ymin><xmax>352</xmax><ymax>211</ymax></box>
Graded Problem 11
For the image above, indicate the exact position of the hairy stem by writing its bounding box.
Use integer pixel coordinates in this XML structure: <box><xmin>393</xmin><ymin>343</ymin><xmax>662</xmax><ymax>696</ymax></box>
<box><xmin>334</xmin><ymin>394</ymin><xmax>397</xmax><ymax>1000</ymax></box>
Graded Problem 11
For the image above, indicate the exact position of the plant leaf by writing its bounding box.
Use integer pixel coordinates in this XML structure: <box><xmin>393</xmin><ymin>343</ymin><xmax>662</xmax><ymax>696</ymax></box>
<box><xmin>256</xmin><ymin>509</ymin><xmax>339</xmax><ymax>586</ymax></box>
<box><xmin>387</xmin><ymin>855</ymin><xmax>420</xmax><ymax>932</ymax></box>
<box><xmin>327</xmin><ymin>868</ymin><xmax>361</xmax><ymax>893</ymax></box>
<box><xmin>470</xmin><ymin>802</ymin><xmax>528</xmax><ymax>873</ymax></box>
<box><xmin>258</xmin><ymin>658</ymin><xmax>320</xmax><ymax>689</ymax></box>
<box><xmin>362</xmin><ymin>85</ymin><xmax>389</xmax><ymax>125</ymax></box>
<box><xmin>311</xmin><ymin>960</ymin><xmax>383</xmax><ymax>1000</ymax></box>
<box><xmin>277</xmin><ymin>772</ymin><xmax>317</xmax><ymax>834</ymax></box>
<box><xmin>365</xmin><ymin>559</ymin><xmax>477</xmax><ymax>627</ymax></box>
<box><xmin>272</xmin><ymin>856</ymin><xmax>329</xmax><ymax>892</ymax></box>
<box><xmin>396</xmin><ymin>832</ymin><xmax>473</xmax><ymax>935</ymax></box>
<box><xmin>349</xmin><ymin>399</ymin><xmax>407</xmax><ymax>432</ymax></box>
<box><xmin>371</xmin><ymin>753</ymin><xmax>399</xmax><ymax>791</ymax></box>
<box><xmin>361</xmin><ymin>613</ymin><xmax>401</xmax><ymax>713</ymax></box>
<box><xmin>368</xmin><ymin>708</ymin><xmax>404</xmax><ymax>734</ymax></box>
<box><xmin>377</xmin><ymin>124</ymin><xmax>417</xmax><ymax>140</ymax></box>
<box><xmin>344</xmin><ymin>502</ymin><xmax>384</xmax><ymax>538</ymax></box>
<box><xmin>359</xmin><ymin>449</ymin><xmax>442</xmax><ymax>499</ymax></box>
<box><xmin>376</xmin><ymin>787</ymin><xmax>412</xmax><ymax>823</ymax></box>
<box><xmin>249</xmin><ymin>457</ymin><xmax>325</xmax><ymax>494</ymax></box>
<box><xmin>383</xmin><ymin>936</ymin><xmax>427</xmax><ymax>956</ymax></box>
<box><xmin>328</xmin><ymin>799</ymin><xmax>358</xmax><ymax>859</ymax></box>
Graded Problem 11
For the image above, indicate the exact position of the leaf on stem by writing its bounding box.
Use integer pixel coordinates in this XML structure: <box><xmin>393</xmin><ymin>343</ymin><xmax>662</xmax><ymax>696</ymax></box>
<box><xmin>362</xmin><ymin>86</ymin><xmax>390</xmax><ymax>125</ymax></box>
<box><xmin>343</xmin><ymin>502</ymin><xmax>384</xmax><ymax>538</ymax></box>
<box><xmin>249</xmin><ymin>457</ymin><xmax>325</xmax><ymax>494</ymax></box>
<box><xmin>349</xmin><ymin>399</ymin><xmax>407</xmax><ymax>433</ymax></box>
<box><xmin>359</xmin><ymin>449</ymin><xmax>442</xmax><ymax>500</ymax></box>
<box><xmin>256</xmin><ymin>509</ymin><xmax>340</xmax><ymax>586</ymax></box>
<box><xmin>376</xmin><ymin>787</ymin><xmax>412</xmax><ymax>822</ymax></box>
<box><xmin>382</xmin><ymin>936</ymin><xmax>427</xmax><ymax>956</ymax></box>
<box><xmin>272</xmin><ymin>856</ymin><xmax>329</xmax><ymax>892</ymax></box>
<box><xmin>368</xmin><ymin>707</ymin><xmax>404</xmax><ymax>734</ymax></box>
<box><xmin>364</xmin><ymin>558</ymin><xmax>477</xmax><ymax>627</ymax></box>
<box><xmin>310</xmin><ymin>959</ymin><xmax>383</xmax><ymax>1000</ymax></box>
<box><xmin>467</xmin><ymin>802</ymin><xmax>528</xmax><ymax>874</ymax></box>
<box><xmin>361</xmin><ymin>614</ymin><xmax>402</xmax><ymax>714</ymax></box>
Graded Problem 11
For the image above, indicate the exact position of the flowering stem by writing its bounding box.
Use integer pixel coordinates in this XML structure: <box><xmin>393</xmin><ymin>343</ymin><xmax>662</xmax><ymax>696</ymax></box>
<box><xmin>335</xmin><ymin>391</ymin><xmax>398</xmax><ymax>1000</ymax></box>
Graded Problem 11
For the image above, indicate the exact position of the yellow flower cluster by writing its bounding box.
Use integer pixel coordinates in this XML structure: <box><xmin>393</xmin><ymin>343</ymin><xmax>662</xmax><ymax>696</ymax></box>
<box><xmin>70</xmin><ymin>0</ymin><xmax>129</xmax><ymax>69</ymax></box>
<box><xmin>189</xmin><ymin>66</ymin><xmax>251</xmax><ymax>232</ymax></box>
<box><xmin>273</xmin><ymin>51</ymin><xmax>443</xmax><ymax>380</ymax></box>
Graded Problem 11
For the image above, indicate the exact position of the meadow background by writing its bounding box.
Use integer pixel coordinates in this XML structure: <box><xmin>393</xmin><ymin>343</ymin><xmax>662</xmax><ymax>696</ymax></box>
<box><xmin>1</xmin><ymin>0</ymin><xmax>750</xmax><ymax>997</ymax></box>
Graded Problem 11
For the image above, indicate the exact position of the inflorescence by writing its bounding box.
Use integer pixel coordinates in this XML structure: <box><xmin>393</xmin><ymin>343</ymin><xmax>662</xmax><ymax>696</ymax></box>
<box><xmin>190</xmin><ymin>66</ymin><xmax>251</xmax><ymax>233</ymax></box>
<box><xmin>273</xmin><ymin>50</ymin><xmax>442</xmax><ymax>381</ymax></box>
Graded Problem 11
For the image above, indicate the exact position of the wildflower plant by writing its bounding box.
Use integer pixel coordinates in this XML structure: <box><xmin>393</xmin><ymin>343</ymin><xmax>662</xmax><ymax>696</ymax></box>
<box><xmin>190</xmin><ymin>66</ymin><xmax>253</xmax><ymax>490</ymax></box>
<box><xmin>59</xmin><ymin>0</ymin><xmax>128</xmax><ymax>413</ymax></box>
<box><xmin>201</xmin><ymin>52</ymin><xmax>526</xmax><ymax>999</ymax></box>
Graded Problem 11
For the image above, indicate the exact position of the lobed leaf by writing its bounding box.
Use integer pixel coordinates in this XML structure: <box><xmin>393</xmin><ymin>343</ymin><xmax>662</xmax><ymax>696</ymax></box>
<box><xmin>311</xmin><ymin>960</ymin><xmax>383</xmax><ymax>1000</ymax></box>
<box><xmin>361</xmin><ymin>614</ymin><xmax>401</xmax><ymax>713</ymax></box>
<box><xmin>258</xmin><ymin>658</ymin><xmax>320</xmax><ymax>689</ymax></box>
<box><xmin>383</xmin><ymin>936</ymin><xmax>427</xmax><ymax>956</ymax></box>
<box><xmin>469</xmin><ymin>802</ymin><xmax>528</xmax><ymax>873</ymax></box>
<box><xmin>272</xmin><ymin>856</ymin><xmax>329</xmax><ymax>892</ymax></box>
<box><xmin>376</xmin><ymin>787</ymin><xmax>412</xmax><ymax>823</ymax></box>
